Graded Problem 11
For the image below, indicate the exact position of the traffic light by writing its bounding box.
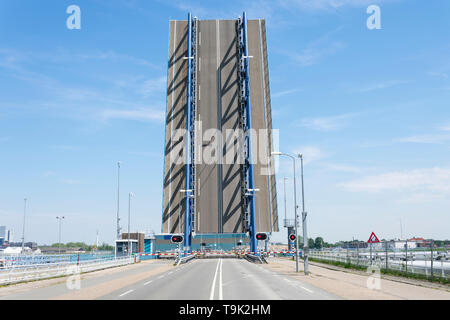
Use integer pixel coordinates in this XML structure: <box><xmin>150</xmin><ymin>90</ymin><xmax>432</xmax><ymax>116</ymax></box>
<box><xmin>171</xmin><ymin>235</ymin><xmax>184</xmax><ymax>243</ymax></box>
<box><xmin>289</xmin><ymin>234</ymin><xmax>296</xmax><ymax>242</ymax></box>
<box><xmin>256</xmin><ymin>233</ymin><xmax>267</xmax><ymax>241</ymax></box>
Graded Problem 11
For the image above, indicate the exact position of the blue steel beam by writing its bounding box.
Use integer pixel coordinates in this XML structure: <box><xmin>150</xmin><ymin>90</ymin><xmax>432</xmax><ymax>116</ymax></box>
<box><xmin>184</xmin><ymin>12</ymin><xmax>194</xmax><ymax>253</ymax></box>
<box><xmin>239</xmin><ymin>12</ymin><xmax>258</xmax><ymax>254</ymax></box>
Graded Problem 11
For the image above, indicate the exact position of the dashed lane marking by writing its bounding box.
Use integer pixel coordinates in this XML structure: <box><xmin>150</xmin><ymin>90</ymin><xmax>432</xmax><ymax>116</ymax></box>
<box><xmin>119</xmin><ymin>289</ymin><xmax>134</xmax><ymax>297</ymax></box>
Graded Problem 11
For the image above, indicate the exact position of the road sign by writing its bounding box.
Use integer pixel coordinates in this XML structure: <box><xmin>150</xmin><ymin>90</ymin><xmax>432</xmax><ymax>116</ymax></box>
<box><xmin>367</xmin><ymin>232</ymin><xmax>380</xmax><ymax>243</ymax></box>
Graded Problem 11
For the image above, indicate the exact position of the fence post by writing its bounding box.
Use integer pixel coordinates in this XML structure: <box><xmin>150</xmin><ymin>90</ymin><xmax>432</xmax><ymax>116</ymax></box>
<box><xmin>346</xmin><ymin>246</ymin><xmax>349</xmax><ymax>265</ymax></box>
<box><xmin>405</xmin><ymin>240</ymin><xmax>408</xmax><ymax>275</ymax></box>
<box><xmin>385</xmin><ymin>241</ymin><xmax>388</xmax><ymax>272</ymax></box>
<box><xmin>357</xmin><ymin>241</ymin><xmax>359</xmax><ymax>266</ymax></box>
<box><xmin>430</xmin><ymin>241</ymin><xmax>433</xmax><ymax>281</ymax></box>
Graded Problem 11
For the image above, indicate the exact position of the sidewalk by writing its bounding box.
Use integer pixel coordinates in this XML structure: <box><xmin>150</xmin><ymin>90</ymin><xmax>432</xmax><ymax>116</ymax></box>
<box><xmin>264</xmin><ymin>257</ymin><xmax>450</xmax><ymax>300</ymax></box>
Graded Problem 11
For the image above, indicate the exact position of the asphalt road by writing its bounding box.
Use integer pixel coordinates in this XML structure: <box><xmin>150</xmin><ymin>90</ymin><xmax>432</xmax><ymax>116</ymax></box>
<box><xmin>100</xmin><ymin>259</ymin><xmax>339</xmax><ymax>300</ymax></box>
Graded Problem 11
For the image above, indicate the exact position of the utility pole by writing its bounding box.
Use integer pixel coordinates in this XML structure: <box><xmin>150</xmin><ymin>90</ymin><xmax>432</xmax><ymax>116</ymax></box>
<box><xmin>400</xmin><ymin>218</ymin><xmax>403</xmax><ymax>240</ymax></box>
<box><xmin>128</xmin><ymin>192</ymin><xmax>134</xmax><ymax>256</ymax></box>
<box><xmin>283</xmin><ymin>177</ymin><xmax>290</xmax><ymax>250</ymax></box>
<box><xmin>21</xmin><ymin>198</ymin><xmax>27</xmax><ymax>253</ymax></box>
<box><xmin>271</xmin><ymin>152</ymin><xmax>304</xmax><ymax>274</ymax></box>
<box><xmin>299</xmin><ymin>154</ymin><xmax>309</xmax><ymax>275</ymax></box>
<box><xmin>117</xmin><ymin>161</ymin><xmax>121</xmax><ymax>239</ymax></box>
<box><xmin>56</xmin><ymin>216</ymin><xmax>65</xmax><ymax>255</ymax></box>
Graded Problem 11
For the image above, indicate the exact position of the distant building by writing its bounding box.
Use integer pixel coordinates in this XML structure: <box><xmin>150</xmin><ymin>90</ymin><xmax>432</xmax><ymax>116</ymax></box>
<box><xmin>9</xmin><ymin>242</ymin><xmax>38</xmax><ymax>250</ymax></box>
<box><xmin>409</xmin><ymin>237</ymin><xmax>432</xmax><ymax>248</ymax></box>
<box><xmin>386</xmin><ymin>240</ymin><xmax>417</xmax><ymax>250</ymax></box>
<box><xmin>117</xmin><ymin>232</ymin><xmax>145</xmax><ymax>256</ymax></box>
<box><xmin>2</xmin><ymin>246</ymin><xmax>32</xmax><ymax>254</ymax></box>
<box><xmin>0</xmin><ymin>226</ymin><xmax>5</xmax><ymax>239</ymax></box>
<box><xmin>38</xmin><ymin>246</ymin><xmax>85</xmax><ymax>254</ymax></box>
<box><xmin>0</xmin><ymin>226</ymin><xmax>5</xmax><ymax>246</ymax></box>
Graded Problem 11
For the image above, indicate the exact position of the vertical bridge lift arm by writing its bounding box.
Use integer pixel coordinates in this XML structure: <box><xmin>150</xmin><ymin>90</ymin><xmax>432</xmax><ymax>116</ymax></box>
<box><xmin>183</xmin><ymin>12</ymin><xmax>258</xmax><ymax>255</ymax></box>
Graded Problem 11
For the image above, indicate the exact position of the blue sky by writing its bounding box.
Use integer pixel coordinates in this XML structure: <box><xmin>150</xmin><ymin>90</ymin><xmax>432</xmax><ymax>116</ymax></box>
<box><xmin>0</xmin><ymin>0</ymin><xmax>449</xmax><ymax>246</ymax></box>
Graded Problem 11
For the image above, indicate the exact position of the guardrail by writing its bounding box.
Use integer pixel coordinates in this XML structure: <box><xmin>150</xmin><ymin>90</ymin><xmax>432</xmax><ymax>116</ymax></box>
<box><xmin>0</xmin><ymin>256</ymin><xmax>137</xmax><ymax>285</ymax></box>
<box><xmin>309</xmin><ymin>250</ymin><xmax>449</xmax><ymax>281</ymax></box>
<box><xmin>245</xmin><ymin>253</ymin><xmax>264</xmax><ymax>264</ymax></box>
<box><xmin>175</xmin><ymin>254</ymin><xmax>197</xmax><ymax>266</ymax></box>
<box><xmin>0</xmin><ymin>253</ymin><xmax>114</xmax><ymax>268</ymax></box>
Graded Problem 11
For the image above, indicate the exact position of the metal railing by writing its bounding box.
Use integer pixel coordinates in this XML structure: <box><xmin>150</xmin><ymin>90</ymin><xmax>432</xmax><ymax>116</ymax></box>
<box><xmin>0</xmin><ymin>256</ymin><xmax>137</xmax><ymax>285</ymax></box>
<box><xmin>0</xmin><ymin>252</ymin><xmax>114</xmax><ymax>268</ymax></box>
<box><xmin>309</xmin><ymin>248</ymin><xmax>449</xmax><ymax>281</ymax></box>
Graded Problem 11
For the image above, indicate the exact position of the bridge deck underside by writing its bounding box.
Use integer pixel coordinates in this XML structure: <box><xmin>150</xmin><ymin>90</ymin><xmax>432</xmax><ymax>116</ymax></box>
<box><xmin>162</xmin><ymin>19</ymin><xmax>278</xmax><ymax>235</ymax></box>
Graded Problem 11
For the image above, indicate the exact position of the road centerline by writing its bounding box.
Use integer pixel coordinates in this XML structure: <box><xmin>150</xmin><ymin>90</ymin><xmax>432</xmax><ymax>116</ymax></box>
<box><xmin>209</xmin><ymin>258</ymin><xmax>221</xmax><ymax>300</ymax></box>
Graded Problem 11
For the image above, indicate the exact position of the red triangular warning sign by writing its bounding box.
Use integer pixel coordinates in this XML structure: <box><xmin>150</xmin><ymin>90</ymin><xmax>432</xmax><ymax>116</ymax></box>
<box><xmin>368</xmin><ymin>232</ymin><xmax>380</xmax><ymax>243</ymax></box>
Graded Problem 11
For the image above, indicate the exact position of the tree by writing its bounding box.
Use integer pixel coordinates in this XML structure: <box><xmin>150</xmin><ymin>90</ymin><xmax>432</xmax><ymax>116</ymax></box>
<box><xmin>294</xmin><ymin>236</ymin><xmax>303</xmax><ymax>249</ymax></box>
<box><xmin>314</xmin><ymin>237</ymin><xmax>324</xmax><ymax>250</ymax></box>
<box><xmin>308</xmin><ymin>238</ymin><xmax>315</xmax><ymax>249</ymax></box>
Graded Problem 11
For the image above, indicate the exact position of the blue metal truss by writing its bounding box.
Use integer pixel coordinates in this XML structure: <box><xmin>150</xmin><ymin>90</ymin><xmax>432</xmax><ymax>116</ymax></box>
<box><xmin>238</xmin><ymin>12</ymin><xmax>258</xmax><ymax>254</ymax></box>
<box><xmin>184</xmin><ymin>13</ymin><xmax>197</xmax><ymax>254</ymax></box>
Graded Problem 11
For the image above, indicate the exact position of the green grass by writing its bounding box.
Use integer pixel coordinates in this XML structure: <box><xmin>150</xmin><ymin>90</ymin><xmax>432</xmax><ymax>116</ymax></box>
<box><xmin>308</xmin><ymin>257</ymin><xmax>449</xmax><ymax>286</ymax></box>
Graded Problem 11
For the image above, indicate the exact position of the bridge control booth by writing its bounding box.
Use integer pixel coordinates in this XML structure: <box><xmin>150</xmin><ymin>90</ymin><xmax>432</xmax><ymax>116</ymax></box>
<box><xmin>115</xmin><ymin>239</ymin><xmax>138</xmax><ymax>257</ymax></box>
<box><xmin>115</xmin><ymin>232</ymin><xmax>145</xmax><ymax>257</ymax></box>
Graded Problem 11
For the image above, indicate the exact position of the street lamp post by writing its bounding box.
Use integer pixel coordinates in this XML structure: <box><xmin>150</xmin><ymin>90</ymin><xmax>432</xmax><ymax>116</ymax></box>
<box><xmin>299</xmin><ymin>154</ymin><xmax>309</xmax><ymax>275</ymax></box>
<box><xmin>283</xmin><ymin>177</ymin><xmax>289</xmax><ymax>250</ymax></box>
<box><xmin>56</xmin><ymin>216</ymin><xmax>65</xmax><ymax>255</ymax></box>
<box><xmin>117</xmin><ymin>161</ymin><xmax>121</xmax><ymax>240</ymax></box>
<box><xmin>272</xmin><ymin>151</ymin><xmax>309</xmax><ymax>275</ymax></box>
<box><xmin>21</xmin><ymin>198</ymin><xmax>27</xmax><ymax>253</ymax></box>
<box><xmin>272</xmin><ymin>152</ymin><xmax>299</xmax><ymax>273</ymax></box>
<box><xmin>128</xmin><ymin>192</ymin><xmax>134</xmax><ymax>256</ymax></box>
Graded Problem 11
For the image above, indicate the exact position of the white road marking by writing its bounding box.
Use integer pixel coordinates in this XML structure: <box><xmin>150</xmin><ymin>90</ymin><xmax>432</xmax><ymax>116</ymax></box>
<box><xmin>209</xmin><ymin>258</ymin><xmax>221</xmax><ymax>300</ymax></box>
<box><xmin>144</xmin><ymin>280</ymin><xmax>153</xmax><ymax>286</ymax></box>
<box><xmin>300</xmin><ymin>286</ymin><xmax>313</xmax><ymax>293</ymax></box>
<box><xmin>158</xmin><ymin>275</ymin><xmax>165</xmax><ymax>279</ymax></box>
<box><xmin>219</xmin><ymin>259</ymin><xmax>223</xmax><ymax>300</ymax></box>
<box><xmin>119</xmin><ymin>289</ymin><xmax>134</xmax><ymax>297</ymax></box>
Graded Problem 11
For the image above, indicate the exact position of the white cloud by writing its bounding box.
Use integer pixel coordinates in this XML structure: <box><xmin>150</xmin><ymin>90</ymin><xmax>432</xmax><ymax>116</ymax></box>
<box><xmin>101</xmin><ymin>108</ymin><xmax>165</xmax><ymax>123</ymax></box>
<box><xmin>139</xmin><ymin>76</ymin><xmax>166</xmax><ymax>98</ymax></box>
<box><xmin>428</xmin><ymin>71</ymin><xmax>448</xmax><ymax>79</ymax></box>
<box><xmin>290</xmin><ymin>41</ymin><xmax>345</xmax><ymax>67</ymax></box>
<box><xmin>395</xmin><ymin>134</ymin><xmax>450</xmax><ymax>144</ymax></box>
<box><xmin>339</xmin><ymin>167</ymin><xmax>450</xmax><ymax>196</ymax></box>
<box><xmin>298</xmin><ymin>113</ymin><xmax>356</xmax><ymax>131</ymax></box>
<box><xmin>50</xmin><ymin>145</ymin><xmax>82</xmax><ymax>151</ymax></box>
<box><xmin>280</xmin><ymin>0</ymin><xmax>399</xmax><ymax>11</ymax></box>
<box><xmin>282</xmin><ymin>26</ymin><xmax>345</xmax><ymax>67</ymax></box>
<box><xmin>61</xmin><ymin>179</ymin><xmax>82</xmax><ymax>185</ymax></box>
<box><xmin>323</xmin><ymin>163</ymin><xmax>363</xmax><ymax>173</ymax></box>
<box><xmin>272</xmin><ymin>88</ymin><xmax>303</xmax><ymax>98</ymax></box>
<box><xmin>395</xmin><ymin>125</ymin><xmax>450</xmax><ymax>144</ymax></box>
<box><xmin>353</xmin><ymin>80</ymin><xmax>411</xmax><ymax>93</ymax></box>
